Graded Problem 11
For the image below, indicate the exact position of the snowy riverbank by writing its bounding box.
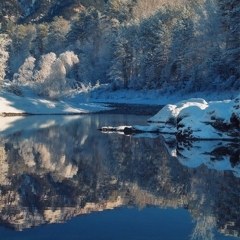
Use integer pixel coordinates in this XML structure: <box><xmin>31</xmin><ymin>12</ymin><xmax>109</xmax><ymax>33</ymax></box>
<box><xmin>1</xmin><ymin>87</ymin><xmax>239</xmax><ymax>116</ymax></box>
<box><xmin>100</xmin><ymin>95</ymin><xmax>240</xmax><ymax>141</ymax></box>
<box><xmin>0</xmin><ymin>88</ymin><xmax>239</xmax><ymax>140</ymax></box>
<box><xmin>0</xmin><ymin>89</ymin><xmax>239</xmax><ymax>176</ymax></box>
<box><xmin>0</xmin><ymin>90</ymin><xmax>110</xmax><ymax>116</ymax></box>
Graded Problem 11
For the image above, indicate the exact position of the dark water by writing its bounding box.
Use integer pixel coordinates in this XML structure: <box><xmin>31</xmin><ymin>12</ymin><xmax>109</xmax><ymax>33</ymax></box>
<box><xmin>0</xmin><ymin>113</ymin><xmax>239</xmax><ymax>240</ymax></box>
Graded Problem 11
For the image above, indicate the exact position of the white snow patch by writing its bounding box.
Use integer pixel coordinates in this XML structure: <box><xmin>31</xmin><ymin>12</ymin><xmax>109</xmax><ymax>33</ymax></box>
<box><xmin>148</xmin><ymin>95</ymin><xmax>239</xmax><ymax>140</ymax></box>
<box><xmin>148</xmin><ymin>98</ymin><xmax>208</xmax><ymax>123</ymax></box>
<box><xmin>0</xmin><ymin>90</ymin><xmax>109</xmax><ymax>116</ymax></box>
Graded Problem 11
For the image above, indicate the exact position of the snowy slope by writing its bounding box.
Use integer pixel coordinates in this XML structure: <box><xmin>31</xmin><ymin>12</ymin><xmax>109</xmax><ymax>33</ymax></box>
<box><xmin>0</xmin><ymin>90</ymin><xmax>109</xmax><ymax>115</ymax></box>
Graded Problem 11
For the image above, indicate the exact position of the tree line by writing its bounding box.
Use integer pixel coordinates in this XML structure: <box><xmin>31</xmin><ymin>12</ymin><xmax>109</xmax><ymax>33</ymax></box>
<box><xmin>0</xmin><ymin>0</ymin><xmax>239</xmax><ymax>99</ymax></box>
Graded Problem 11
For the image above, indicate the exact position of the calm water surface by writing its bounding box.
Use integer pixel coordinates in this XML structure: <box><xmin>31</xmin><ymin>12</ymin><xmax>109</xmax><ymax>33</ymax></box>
<box><xmin>0</xmin><ymin>113</ymin><xmax>239</xmax><ymax>240</ymax></box>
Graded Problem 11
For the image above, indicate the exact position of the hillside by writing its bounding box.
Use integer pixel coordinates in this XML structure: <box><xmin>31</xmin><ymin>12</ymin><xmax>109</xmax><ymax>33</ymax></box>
<box><xmin>0</xmin><ymin>0</ymin><xmax>239</xmax><ymax>102</ymax></box>
<box><xmin>0</xmin><ymin>0</ymin><xmax>107</xmax><ymax>23</ymax></box>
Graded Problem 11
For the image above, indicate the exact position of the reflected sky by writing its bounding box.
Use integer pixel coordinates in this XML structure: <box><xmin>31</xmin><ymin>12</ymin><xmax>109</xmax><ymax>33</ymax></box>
<box><xmin>0</xmin><ymin>114</ymin><xmax>239</xmax><ymax>239</ymax></box>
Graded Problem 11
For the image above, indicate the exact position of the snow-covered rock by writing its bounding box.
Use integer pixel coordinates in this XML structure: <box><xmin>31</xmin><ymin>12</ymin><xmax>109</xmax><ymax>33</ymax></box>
<box><xmin>148</xmin><ymin>98</ymin><xmax>208</xmax><ymax>123</ymax></box>
<box><xmin>101</xmin><ymin>95</ymin><xmax>239</xmax><ymax>140</ymax></box>
<box><xmin>148</xmin><ymin>95</ymin><xmax>240</xmax><ymax>140</ymax></box>
<box><xmin>100</xmin><ymin>95</ymin><xmax>239</xmax><ymax>140</ymax></box>
<box><xmin>100</xmin><ymin>125</ymin><xmax>159</xmax><ymax>135</ymax></box>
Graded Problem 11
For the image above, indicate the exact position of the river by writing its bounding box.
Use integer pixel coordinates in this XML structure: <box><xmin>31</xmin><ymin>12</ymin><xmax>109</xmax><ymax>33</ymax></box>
<box><xmin>0</xmin><ymin>111</ymin><xmax>239</xmax><ymax>240</ymax></box>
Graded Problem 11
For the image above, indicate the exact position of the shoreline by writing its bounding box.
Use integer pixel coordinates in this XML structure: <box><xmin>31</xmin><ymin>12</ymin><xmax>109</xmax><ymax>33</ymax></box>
<box><xmin>0</xmin><ymin>102</ymin><xmax>164</xmax><ymax>117</ymax></box>
<box><xmin>95</xmin><ymin>102</ymin><xmax>163</xmax><ymax>115</ymax></box>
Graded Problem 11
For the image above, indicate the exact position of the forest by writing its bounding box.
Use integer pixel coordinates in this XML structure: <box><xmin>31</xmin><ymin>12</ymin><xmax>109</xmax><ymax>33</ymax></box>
<box><xmin>0</xmin><ymin>0</ymin><xmax>239</xmax><ymax>100</ymax></box>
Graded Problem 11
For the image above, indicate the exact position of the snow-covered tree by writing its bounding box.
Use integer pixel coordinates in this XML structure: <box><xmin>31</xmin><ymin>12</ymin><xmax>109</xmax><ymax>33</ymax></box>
<box><xmin>217</xmin><ymin>0</ymin><xmax>240</xmax><ymax>81</ymax></box>
<box><xmin>167</xmin><ymin>8</ymin><xmax>195</xmax><ymax>88</ymax></box>
<box><xmin>46</xmin><ymin>17</ymin><xmax>70</xmax><ymax>53</ymax></box>
<box><xmin>108</xmin><ymin>22</ymin><xmax>138</xmax><ymax>89</ymax></box>
<box><xmin>108</xmin><ymin>34</ymin><xmax>127</xmax><ymax>90</ymax></box>
<box><xmin>1</xmin><ymin>0</ymin><xmax>239</xmax><ymax>96</ymax></box>
<box><xmin>59</xmin><ymin>51</ymin><xmax>79</xmax><ymax>88</ymax></box>
<box><xmin>41</xmin><ymin>58</ymin><xmax>66</xmax><ymax>99</ymax></box>
<box><xmin>33</xmin><ymin>51</ymin><xmax>79</xmax><ymax>99</ymax></box>
<box><xmin>0</xmin><ymin>34</ymin><xmax>11</xmax><ymax>87</ymax></box>
<box><xmin>32</xmin><ymin>23</ymin><xmax>49</xmax><ymax>58</ymax></box>
<box><xmin>34</xmin><ymin>52</ymin><xmax>57</xmax><ymax>83</ymax></box>
<box><xmin>138</xmin><ymin>6</ymin><xmax>175</xmax><ymax>89</ymax></box>
<box><xmin>195</xmin><ymin>0</ymin><xmax>225</xmax><ymax>90</ymax></box>
<box><xmin>13</xmin><ymin>56</ymin><xmax>36</xmax><ymax>85</ymax></box>
<box><xmin>8</xmin><ymin>24</ymin><xmax>36</xmax><ymax>77</ymax></box>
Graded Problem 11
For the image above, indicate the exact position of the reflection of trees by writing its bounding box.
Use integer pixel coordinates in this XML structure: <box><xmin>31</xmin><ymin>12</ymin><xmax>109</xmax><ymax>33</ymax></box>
<box><xmin>0</xmin><ymin>145</ymin><xmax>9</xmax><ymax>186</ymax></box>
<box><xmin>191</xmin><ymin>215</ymin><xmax>216</xmax><ymax>240</ymax></box>
<box><xmin>0</xmin><ymin>115</ymin><xmax>239</xmax><ymax>238</ymax></box>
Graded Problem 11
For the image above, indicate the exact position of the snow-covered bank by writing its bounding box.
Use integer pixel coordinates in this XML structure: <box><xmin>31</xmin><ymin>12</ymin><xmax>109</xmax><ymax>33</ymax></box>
<box><xmin>99</xmin><ymin>95</ymin><xmax>239</xmax><ymax>177</ymax></box>
<box><xmin>0</xmin><ymin>85</ymin><xmax>239</xmax><ymax>116</ymax></box>
<box><xmin>1</xmin><ymin>87</ymin><xmax>239</xmax><ymax>140</ymax></box>
<box><xmin>149</xmin><ymin>96</ymin><xmax>239</xmax><ymax>140</ymax></box>
<box><xmin>0</xmin><ymin>90</ymin><xmax>109</xmax><ymax>116</ymax></box>
<box><xmin>100</xmin><ymin>95</ymin><xmax>240</xmax><ymax>141</ymax></box>
<box><xmin>90</xmin><ymin>88</ymin><xmax>239</xmax><ymax>105</ymax></box>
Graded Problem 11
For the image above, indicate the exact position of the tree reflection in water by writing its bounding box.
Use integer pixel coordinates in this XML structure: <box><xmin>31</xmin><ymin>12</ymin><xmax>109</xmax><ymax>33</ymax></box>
<box><xmin>0</xmin><ymin>114</ymin><xmax>239</xmax><ymax>239</ymax></box>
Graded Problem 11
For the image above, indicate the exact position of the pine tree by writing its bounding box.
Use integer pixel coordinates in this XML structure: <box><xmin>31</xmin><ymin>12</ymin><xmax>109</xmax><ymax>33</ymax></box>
<box><xmin>8</xmin><ymin>24</ymin><xmax>36</xmax><ymax>78</ymax></box>
<box><xmin>0</xmin><ymin>34</ymin><xmax>11</xmax><ymax>87</ymax></box>
<box><xmin>46</xmin><ymin>17</ymin><xmax>70</xmax><ymax>53</ymax></box>
<box><xmin>168</xmin><ymin>10</ymin><xmax>195</xmax><ymax>87</ymax></box>
<box><xmin>32</xmin><ymin>23</ymin><xmax>49</xmax><ymax>58</ymax></box>
<box><xmin>107</xmin><ymin>22</ymin><xmax>138</xmax><ymax>89</ymax></box>
<box><xmin>138</xmin><ymin>6</ymin><xmax>174</xmax><ymax>89</ymax></box>
<box><xmin>217</xmin><ymin>0</ymin><xmax>240</xmax><ymax>80</ymax></box>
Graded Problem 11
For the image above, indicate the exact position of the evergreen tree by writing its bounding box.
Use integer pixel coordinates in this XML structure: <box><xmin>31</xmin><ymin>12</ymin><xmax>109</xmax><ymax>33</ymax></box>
<box><xmin>46</xmin><ymin>17</ymin><xmax>70</xmax><ymax>53</ymax></box>
<box><xmin>32</xmin><ymin>23</ymin><xmax>49</xmax><ymax>58</ymax></box>
<box><xmin>217</xmin><ymin>0</ymin><xmax>240</xmax><ymax>81</ymax></box>
<box><xmin>0</xmin><ymin>34</ymin><xmax>11</xmax><ymax>87</ymax></box>
<box><xmin>138</xmin><ymin>6</ymin><xmax>174</xmax><ymax>89</ymax></box>
<box><xmin>8</xmin><ymin>24</ymin><xmax>36</xmax><ymax>78</ymax></box>
<box><xmin>194</xmin><ymin>0</ymin><xmax>224</xmax><ymax>90</ymax></box>
<box><xmin>168</xmin><ymin>9</ymin><xmax>195</xmax><ymax>88</ymax></box>
<box><xmin>108</xmin><ymin>23</ymin><xmax>137</xmax><ymax>89</ymax></box>
<box><xmin>74</xmin><ymin>7</ymin><xmax>105</xmax><ymax>85</ymax></box>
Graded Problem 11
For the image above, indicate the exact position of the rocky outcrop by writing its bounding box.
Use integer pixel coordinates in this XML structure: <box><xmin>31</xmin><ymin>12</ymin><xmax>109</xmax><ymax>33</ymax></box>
<box><xmin>149</xmin><ymin>96</ymin><xmax>239</xmax><ymax>140</ymax></box>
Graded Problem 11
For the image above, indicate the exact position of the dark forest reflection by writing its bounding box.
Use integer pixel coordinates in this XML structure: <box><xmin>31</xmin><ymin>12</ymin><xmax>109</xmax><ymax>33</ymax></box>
<box><xmin>0</xmin><ymin>114</ymin><xmax>239</xmax><ymax>239</ymax></box>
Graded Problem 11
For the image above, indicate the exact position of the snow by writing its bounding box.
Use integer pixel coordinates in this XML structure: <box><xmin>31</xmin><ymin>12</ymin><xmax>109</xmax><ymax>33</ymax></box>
<box><xmin>100</xmin><ymin>93</ymin><xmax>238</xmax><ymax>140</ymax></box>
<box><xmin>0</xmin><ymin>87</ymin><xmax>239</xmax><ymax>177</ymax></box>
<box><xmin>1</xmin><ymin>86</ymin><xmax>238</xmax><ymax>115</ymax></box>
<box><xmin>97</xmin><ymin>92</ymin><xmax>239</xmax><ymax>176</ymax></box>
<box><xmin>101</xmin><ymin>126</ymin><xmax>132</xmax><ymax>132</ymax></box>
<box><xmin>90</xmin><ymin>88</ymin><xmax>239</xmax><ymax>106</ymax></box>
<box><xmin>148</xmin><ymin>95</ymin><xmax>239</xmax><ymax>140</ymax></box>
<box><xmin>201</xmin><ymin>100</ymin><xmax>233</xmax><ymax>124</ymax></box>
<box><xmin>0</xmin><ymin>90</ymin><xmax>109</xmax><ymax>115</ymax></box>
<box><xmin>0</xmin><ymin>89</ymin><xmax>110</xmax><ymax>133</ymax></box>
<box><xmin>148</xmin><ymin>98</ymin><xmax>208</xmax><ymax>123</ymax></box>
<box><xmin>0</xmin><ymin>87</ymin><xmax>239</xmax><ymax>140</ymax></box>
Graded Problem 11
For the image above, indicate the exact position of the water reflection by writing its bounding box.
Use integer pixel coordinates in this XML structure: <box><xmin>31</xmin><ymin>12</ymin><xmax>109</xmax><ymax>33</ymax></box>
<box><xmin>0</xmin><ymin>114</ymin><xmax>239</xmax><ymax>239</ymax></box>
